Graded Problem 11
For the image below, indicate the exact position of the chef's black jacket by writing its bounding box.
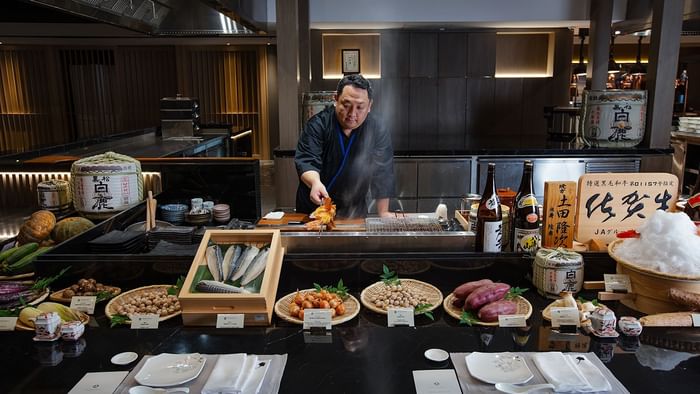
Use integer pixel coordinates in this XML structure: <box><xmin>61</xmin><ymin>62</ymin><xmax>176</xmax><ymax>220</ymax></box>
<box><xmin>295</xmin><ymin>105</ymin><xmax>396</xmax><ymax>218</ymax></box>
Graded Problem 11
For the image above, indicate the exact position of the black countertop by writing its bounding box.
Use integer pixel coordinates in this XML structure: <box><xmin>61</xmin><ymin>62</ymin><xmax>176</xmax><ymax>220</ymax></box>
<box><xmin>2</xmin><ymin>255</ymin><xmax>699</xmax><ymax>393</ymax></box>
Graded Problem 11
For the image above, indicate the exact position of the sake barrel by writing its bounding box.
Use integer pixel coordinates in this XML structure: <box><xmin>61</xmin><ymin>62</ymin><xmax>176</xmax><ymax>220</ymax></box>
<box><xmin>37</xmin><ymin>179</ymin><xmax>72</xmax><ymax>213</ymax></box>
<box><xmin>532</xmin><ymin>248</ymin><xmax>584</xmax><ymax>299</ymax></box>
<box><xmin>580</xmin><ymin>89</ymin><xmax>646</xmax><ymax>147</ymax></box>
<box><xmin>71</xmin><ymin>152</ymin><xmax>144</xmax><ymax>220</ymax></box>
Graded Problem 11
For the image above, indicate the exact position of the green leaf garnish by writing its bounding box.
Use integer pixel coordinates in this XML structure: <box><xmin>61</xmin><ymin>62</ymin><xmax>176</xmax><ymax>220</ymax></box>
<box><xmin>313</xmin><ymin>279</ymin><xmax>349</xmax><ymax>299</ymax></box>
<box><xmin>95</xmin><ymin>290</ymin><xmax>115</xmax><ymax>303</ymax></box>
<box><xmin>414</xmin><ymin>303</ymin><xmax>434</xmax><ymax>320</ymax></box>
<box><xmin>577</xmin><ymin>296</ymin><xmax>600</xmax><ymax>306</ymax></box>
<box><xmin>0</xmin><ymin>308</ymin><xmax>19</xmax><ymax>317</ymax></box>
<box><xmin>505</xmin><ymin>287</ymin><xmax>528</xmax><ymax>300</ymax></box>
<box><xmin>31</xmin><ymin>266</ymin><xmax>70</xmax><ymax>291</ymax></box>
<box><xmin>168</xmin><ymin>276</ymin><xmax>185</xmax><ymax>296</ymax></box>
<box><xmin>110</xmin><ymin>314</ymin><xmax>129</xmax><ymax>328</ymax></box>
<box><xmin>459</xmin><ymin>310</ymin><xmax>479</xmax><ymax>326</ymax></box>
<box><xmin>380</xmin><ymin>264</ymin><xmax>400</xmax><ymax>285</ymax></box>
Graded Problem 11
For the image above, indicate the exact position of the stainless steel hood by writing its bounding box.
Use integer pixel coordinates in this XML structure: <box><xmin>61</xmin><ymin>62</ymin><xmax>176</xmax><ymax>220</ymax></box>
<box><xmin>23</xmin><ymin>0</ymin><xmax>268</xmax><ymax>36</ymax></box>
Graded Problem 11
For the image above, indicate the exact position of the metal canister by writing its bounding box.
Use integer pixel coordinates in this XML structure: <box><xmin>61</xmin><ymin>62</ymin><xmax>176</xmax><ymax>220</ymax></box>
<box><xmin>532</xmin><ymin>248</ymin><xmax>583</xmax><ymax>298</ymax></box>
<box><xmin>37</xmin><ymin>179</ymin><xmax>72</xmax><ymax>213</ymax></box>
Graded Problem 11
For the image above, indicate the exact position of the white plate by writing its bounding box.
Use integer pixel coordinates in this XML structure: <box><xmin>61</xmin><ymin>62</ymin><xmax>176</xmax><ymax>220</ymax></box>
<box><xmin>111</xmin><ymin>352</ymin><xmax>139</xmax><ymax>365</ymax></box>
<box><xmin>134</xmin><ymin>353</ymin><xmax>206</xmax><ymax>387</ymax></box>
<box><xmin>465</xmin><ymin>352</ymin><xmax>534</xmax><ymax>384</ymax></box>
<box><xmin>424</xmin><ymin>348</ymin><xmax>449</xmax><ymax>362</ymax></box>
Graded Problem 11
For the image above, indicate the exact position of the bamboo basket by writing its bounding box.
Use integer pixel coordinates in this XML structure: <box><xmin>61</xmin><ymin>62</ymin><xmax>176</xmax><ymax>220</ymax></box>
<box><xmin>608</xmin><ymin>239</ymin><xmax>700</xmax><ymax>314</ymax></box>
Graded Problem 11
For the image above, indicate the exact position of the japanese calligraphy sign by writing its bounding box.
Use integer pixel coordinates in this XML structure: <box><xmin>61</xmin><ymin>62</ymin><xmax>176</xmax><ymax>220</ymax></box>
<box><xmin>543</xmin><ymin>181</ymin><xmax>577</xmax><ymax>249</ymax></box>
<box><xmin>575</xmin><ymin>173</ymin><xmax>679</xmax><ymax>244</ymax></box>
<box><xmin>72</xmin><ymin>163</ymin><xmax>141</xmax><ymax>215</ymax></box>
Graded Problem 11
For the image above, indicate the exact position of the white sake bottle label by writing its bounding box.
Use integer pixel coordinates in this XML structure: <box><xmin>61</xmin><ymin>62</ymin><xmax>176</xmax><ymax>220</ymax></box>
<box><xmin>483</xmin><ymin>221</ymin><xmax>503</xmax><ymax>252</ymax></box>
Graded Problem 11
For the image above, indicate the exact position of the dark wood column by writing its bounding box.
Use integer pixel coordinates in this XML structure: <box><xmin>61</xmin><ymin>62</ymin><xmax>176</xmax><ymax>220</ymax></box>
<box><xmin>276</xmin><ymin>0</ymin><xmax>301</xmax><ymax>150</ymax></box>
<box><xmin>645</xmin><ymin>0</ymin><xmax>684</xmax><ymax>149</ymax></box>
<box><xmin>587</xmin><ymin>0</ymin><xmax>613</xmax><ymax>90</ymax></box>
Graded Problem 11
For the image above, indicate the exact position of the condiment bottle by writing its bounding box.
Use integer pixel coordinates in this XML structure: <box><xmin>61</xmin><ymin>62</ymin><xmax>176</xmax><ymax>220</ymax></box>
<box><xmin>512</xmin><ymin>161</ymin><xmax>541</xmax><ymax>252</ymax></box>
<box><xmin>476</xmin><ymin>163</ymin><xmax>503</xmax><ymax>252</ymax></box>
<box><xmin>684</xmin><ymin>168</ymin><xmax>700</xmax><ymax>221</ymax></box>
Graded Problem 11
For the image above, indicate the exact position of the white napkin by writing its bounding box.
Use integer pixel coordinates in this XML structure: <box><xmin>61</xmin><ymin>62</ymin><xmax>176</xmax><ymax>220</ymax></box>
<box><xmin>241</xmin><ymin>358</ymin><xmax>271</xmax><ymax>394</ymax></box>
<box><xmin>202</xmin><ymin>353</ymin><xmax>247</xmax><ymax>394</ymax></box>
<box><xmin>263</xmin><ymin>211</ymin><xmax>284</xmax><ymax>220</ymax></box>
<box><xmin>532</xmin><ymin>352</ymin><xmax>591</xmax><ymax>392</ymax></box>
<box><xmin>572</xmin><ymin>354</ymin><xmax>611</xmax><ymax>392</ymax></box>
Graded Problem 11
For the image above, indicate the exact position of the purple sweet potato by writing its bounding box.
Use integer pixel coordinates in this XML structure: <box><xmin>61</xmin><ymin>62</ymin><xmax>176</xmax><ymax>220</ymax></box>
<box><xmin>478</xmin><ymin>300</ymin><xmax>518</xmax><ymax>322</ymax></box>
<box><xmin>453</xmin><ymin>279</ymin><xmax>494</xmax><ymax>300</ymax></box>
<box><xmin>465</xmin><ymin>283</ymin><xmax>511</xmax><ymax>310</ymax></box>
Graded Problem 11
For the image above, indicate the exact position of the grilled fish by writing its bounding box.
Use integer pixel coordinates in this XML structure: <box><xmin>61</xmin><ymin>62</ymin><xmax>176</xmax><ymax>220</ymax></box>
<box><xmin>241</xmin><ymin>246</ymin><xmax>270</xmax><ymax>286</ymax></box>
<box><xmin>196</xmin><ymin>280</ymin><xmax>250</xmax><ymax>294</ymax></box>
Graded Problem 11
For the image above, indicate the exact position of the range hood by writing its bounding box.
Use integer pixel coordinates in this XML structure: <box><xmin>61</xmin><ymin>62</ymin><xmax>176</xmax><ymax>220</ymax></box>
<box><xmin>23</xmin><ymin>0</ymin><xmax>270</xmax><ymax>36</ymax></box>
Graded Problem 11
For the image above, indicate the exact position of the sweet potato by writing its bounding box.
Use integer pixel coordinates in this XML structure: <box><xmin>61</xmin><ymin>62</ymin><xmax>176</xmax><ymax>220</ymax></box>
<box><xmin>669</xmin><ymin>288</ymin><xmax>700</xmax><ymax>311</ymax></box>
<box><xmin>465</xmin><ymin>283</ymin><xmax>511</xmax><ymax>310</ymax></box>
<box><xmin>451</xmin><ymin>297</ymin><xmax>465</xmax><ymax>308</ymax></box>
<box><xmin>453</xmin><ymin>279</ymin><xmax>493</xmax><ymax>299</ymax></box>
<box><xmin>640</xmin><ymin>312</ymin><xmax>693</xmax><ymax>327</ymax></box>
<box><xmin>478</xmin><ymin>300</ymin><xmax>518</xmax><ymax>322</ymax></box>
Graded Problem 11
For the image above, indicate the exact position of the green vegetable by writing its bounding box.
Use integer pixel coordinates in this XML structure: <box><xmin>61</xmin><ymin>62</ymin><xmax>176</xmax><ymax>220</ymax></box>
<box><xmin>110</xmin><ymin>314</ymin><xmax>129</xmax><ymax>328</ymax></box>
<box><xmin>577</xmin><ymin>296</ymin><xmax>600</xmax><ymax>306</ymax></box>
<box><xmin>0</xmin><ymin>245</ymin><xmax>19</xmax><ymax>262</ymax></box>
<box><xmin>459</xmin><ymin>311</ymin><xmax>479</xmax><ymax>326</ymax></box>
<box><xmin>5</xmin><ymin>243</ymin><xmax>38</xmax><ymax>265</ymax></box>
<box><xmin>505</xmin><ymin>287</ymin><xmax>529</xmax><ymax>300</ymax></box>
<box><xmin>414</xmin><ymin>303</ymin><xmax>434</xmax><ymax>320</ymax></box>
<box><xmin>168</xmin><ymin>276</ymin><xmax>185</xmax><ymax>296</ymax></box>
<box><xmin>6</xmin><ymin>246</ymin><xmax>52</xmax><ymax>274</ymax></box>
<box><xmin>313</xmin><ymin>279</ymin><xmax>349</xmax><ymax>299</ymax></box>
<box><xmin>380</xmin><ymin>264</ymin><xmax>400</xmax><ymax>286</ymax></box>
<box><xmin>31</xmin><ymin>266</ymin><xmax>70</xmax><ymax>292</ymax></box>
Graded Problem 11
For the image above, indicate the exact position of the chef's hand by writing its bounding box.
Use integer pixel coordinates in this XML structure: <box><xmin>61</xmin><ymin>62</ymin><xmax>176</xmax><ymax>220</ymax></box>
<box><xmin>376</xmin><ymin>198</ymin><xmax>392</xmax><ymax>217</ymax></box>
<box><xmin>309</xmin><ymin>181</ymin><xmax>329</xmax><ymax>205</ymax></box>
<box><xmin>301</xmin><ymin>170</ymin><xmax>329</xmax><ymax>205</ymax></box>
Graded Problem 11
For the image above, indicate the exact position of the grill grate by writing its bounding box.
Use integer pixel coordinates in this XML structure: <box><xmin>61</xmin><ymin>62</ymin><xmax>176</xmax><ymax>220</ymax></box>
<box><xmin>365</xmin><ymin>217</ymin><xmax>443</xmax><ymax>233</ymax></box>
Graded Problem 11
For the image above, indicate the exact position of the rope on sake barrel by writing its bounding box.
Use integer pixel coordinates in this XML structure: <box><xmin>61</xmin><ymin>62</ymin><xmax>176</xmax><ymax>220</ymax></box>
<box><xmin>70</xmin><ymin>152</ymin><xmax>144</xmax><ymax>220</ymax></box>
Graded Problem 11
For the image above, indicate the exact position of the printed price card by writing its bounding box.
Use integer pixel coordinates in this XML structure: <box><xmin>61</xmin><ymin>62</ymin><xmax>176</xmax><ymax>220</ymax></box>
<box><xmin>498</xmin><ymin>314</ymin><xmax>527</xmax><ymax>327</ymax></box>
<box><xmin>692</xmin><ymin>314</ymin><xmax>700</xmax><ymax>327</ymax></box>
<box><xmin>550</xmin><ymin>307</ymin><xmax>580</xmax><ymax>328</ymax></box>
<box><xmin>70</xmin><ymin>296</ymin><xmax>97</xmax><ymax>315</ymax></box>
<box><xmin>604</xmin><ymin>274</ymin><xmax>632</xmax><ymax>293</ymax></box>
<box><xmin>0</xmin><ymin>317</ymin><xmax>18</xmax><ymax>331</ymax></box>
<box><xmin>130</xmin><ymin>314</ymin><xmax>159</xmax><ymax>329</ymax></box>
<box><xmin>303</xmin><ymin>309</ymin><xmax>332</xmax><ymax>330</ymax></box>
<box><xmin>216</xmin><ymin>314</ymin><xmax>244</xmax><ymax>328</ymax></box>
<box><xmin>387</xmin><ymin>307</ymin><xmax>415</xmax><ymax>327</ymax></box>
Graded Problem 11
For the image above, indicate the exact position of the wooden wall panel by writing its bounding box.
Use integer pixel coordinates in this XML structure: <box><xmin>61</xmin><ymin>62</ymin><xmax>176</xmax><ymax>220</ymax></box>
<box><xmin>409</xmin><ymin>33</ymin><xmax>438</xmax><ymax>78</ymax></box>
<box><xmin>439</xmin><ymin>33</ymin><xmax>467</xmax><ymax>78</ymax></box>
<box><xmin>409</xmin><ymin>78</ymin><xmax>438</xmax><ymax>150</ymax></box>
<box><xmin>467</xmin><ymin>32</ymin><xmax>497</xmax><ymax>77</ymax></box>
<box><xmin>376</xmin><ymin>78</ymin><xmax>410</xmax><ymax>152</ymax></box>
<box><xmin>438</xmin><ymin>77</ymin><xmax>466</xmax><ymax>149</ymax></box>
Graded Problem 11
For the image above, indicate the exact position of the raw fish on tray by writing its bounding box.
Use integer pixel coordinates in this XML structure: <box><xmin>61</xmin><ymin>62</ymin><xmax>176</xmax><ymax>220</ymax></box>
<box><xmin>241</xmin><ymin>247</ymin><xmax>270</xmax><ymax>286</ymax></box>
<box><xmin>196</xmin><ymin>280</ymin><xmax>250</xmax><ymax>294</ymax></box>
<box><xmin>232</xmin><ymin>246</ymin><xmax>260</xmax><ymax>281</ymax></box>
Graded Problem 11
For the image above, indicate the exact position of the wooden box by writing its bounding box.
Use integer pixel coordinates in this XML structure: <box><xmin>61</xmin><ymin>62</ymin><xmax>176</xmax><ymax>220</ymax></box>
<box><xmin>179</xmin><ymin>230</ymin><xmax>284</xmax><ymax>326</ymax></box>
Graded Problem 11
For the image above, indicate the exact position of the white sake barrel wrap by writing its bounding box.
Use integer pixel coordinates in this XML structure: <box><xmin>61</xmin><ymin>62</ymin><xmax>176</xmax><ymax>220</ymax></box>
<box><xmin>581</xmin><ymin>89</ymin><xmax>646</xmax><ymax>147</ymax></box>
<box><xmin>37</xmin><ymin>179</ymin><xmax>72</xmax><ymax>212</ymax></box>
<box><xmin>532</xmin><ymin>248</ymin><xmax>584</xmax><ymax>299</ymax></box>
<box><xmin>70</xmin><ymin>152</ymin><xmax>144</xmax><ymax>219</ymax></box>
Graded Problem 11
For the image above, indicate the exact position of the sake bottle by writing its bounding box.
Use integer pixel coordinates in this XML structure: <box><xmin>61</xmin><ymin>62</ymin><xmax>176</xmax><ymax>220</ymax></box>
<box><xmin>512</xmin><ymin>161</ymin><xmax>541</xmax><ymax>252</ymax></box>
<box><xmin>476</xmin><ymin>163</ymin><xmax>503</xmax><ymax>252</ymax></box>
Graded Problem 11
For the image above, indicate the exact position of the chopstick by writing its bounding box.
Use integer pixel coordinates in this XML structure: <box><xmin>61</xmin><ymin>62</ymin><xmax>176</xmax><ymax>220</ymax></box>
<box><xmin>147</xmin><ymin>191</ymin><xmax>156</xmax><ymax>231</ymax></box>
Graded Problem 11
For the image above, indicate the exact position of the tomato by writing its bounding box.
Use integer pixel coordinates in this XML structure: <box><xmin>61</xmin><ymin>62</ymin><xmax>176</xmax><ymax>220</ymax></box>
<box><xmin>617</xmin><ymin>229</ymin><xmax>640</xmax><ymax>238</ymax></box>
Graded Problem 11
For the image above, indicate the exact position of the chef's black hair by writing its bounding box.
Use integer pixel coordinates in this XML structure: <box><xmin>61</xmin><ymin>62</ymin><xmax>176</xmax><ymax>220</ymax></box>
<box><xmin>336</xmin><ymin>74</ymin><xmax>373</xmax><ymax>101</ymax></box>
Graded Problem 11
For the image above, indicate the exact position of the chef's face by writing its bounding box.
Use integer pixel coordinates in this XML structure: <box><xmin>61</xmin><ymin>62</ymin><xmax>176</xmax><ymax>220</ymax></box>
<box><xmin>335</xmin><ymin>85</ymin><xmax>372</xmax><ymax>132</ymax></box>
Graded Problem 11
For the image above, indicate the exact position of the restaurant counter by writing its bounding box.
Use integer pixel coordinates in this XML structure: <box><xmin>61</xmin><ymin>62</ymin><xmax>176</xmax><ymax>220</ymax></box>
<box><xmin>3</xmin><ymin>254</ymin><xmax>699</xmax><ymax>393</ymax></box>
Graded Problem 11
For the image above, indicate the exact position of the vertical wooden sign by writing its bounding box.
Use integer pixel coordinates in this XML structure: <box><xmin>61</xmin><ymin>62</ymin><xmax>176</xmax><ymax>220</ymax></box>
<box><xmin>543</xmin><ymin>181</ymin><xmax>577</xmax><ymax>249</ymax></box>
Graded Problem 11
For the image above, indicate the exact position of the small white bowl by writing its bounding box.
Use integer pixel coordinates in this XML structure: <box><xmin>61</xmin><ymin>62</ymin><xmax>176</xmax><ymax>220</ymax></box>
<box><xmin>424</xmin><ymin>348</ymin><xmax>449</xmax><ymax>362</ymax></box>
<box><xmin>111</xmin><ymin>351</ymin><xmax>139</xmax><ymax>365</ymax></box>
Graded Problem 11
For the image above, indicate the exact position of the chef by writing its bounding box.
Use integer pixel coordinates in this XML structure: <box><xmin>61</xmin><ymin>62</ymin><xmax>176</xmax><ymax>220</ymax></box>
<box><xmin>295</xmin><ymin>74</ymin><xmax>396</xmax><ymax>218</ymax></box>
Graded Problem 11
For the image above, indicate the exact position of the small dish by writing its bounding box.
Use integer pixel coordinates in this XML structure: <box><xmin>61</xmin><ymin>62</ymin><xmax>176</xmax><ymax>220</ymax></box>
<box><xmin>135</xmin><ymin>353</ymin><xmax>206</xmax><ymax>387</ymax></box>
<box><xmin>424</xmin><ymin>348</ymin><xmax>449</xmax><ymax>362</ymax></box>
<box><xmin>466</xmin><ymin>352</ymin><xmax>534</xmax><ymax>384</ymax></box>
<box><xmin>111</xmin><ymin>351</ymin><xmax>139</xmax><ymax>365</ymax></box>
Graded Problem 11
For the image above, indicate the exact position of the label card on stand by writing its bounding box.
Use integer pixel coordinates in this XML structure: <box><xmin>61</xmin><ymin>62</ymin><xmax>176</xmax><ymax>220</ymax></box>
<box><xmin>303</xmin><ymin>331</ymin><xmax>333</xmax><ymax>344</ymax></box>
<box><xmin>550</xmin><ymin>307</ymin><xmax>580</xmax><ymax>328</ymax></box>
<box><xmin>388</xmin><ymin>307</ymin><xmax>415</xmax><ymax>327</ymax></box>
<box><xmin>70</xmin><ymin>296</ymin><xmax>97</xmax><ymax>315</ymax></box>
<box><xmin>0</xmin><ymin>317</ymin><xmax>18</xmax><ymax>331</ymax></box>
<box><xmin>130</xmin><ymin>314</ymin><xmax>159</xmax><ymax>329</ymax></box>
<box><xmin>498</xmin><ymin>315</ymin><xmax>527</xmax><ymax>327</ymax></box>
<box><xmin>604</xmin><ymin>274</ymin><xmax>632</xmax><ymax>293</ymax></box>
<box><xmin>216</xmin><ymin>314</ymin><xmax>244</xmax><ymax>328</ymax></box>
<box><xmin>542</xmin><ymin>181</ymin><xmax>577</xmax><ymax>249</ymax></box>
<box><xmin>692</xmin><ymin>314</ymin><xmax>700</xmax><ymax>327</ymax></box>
<box><xmin>303</xmin><ymin>309</ymin><xmax>332</xmax><ymax>330</ymax></box>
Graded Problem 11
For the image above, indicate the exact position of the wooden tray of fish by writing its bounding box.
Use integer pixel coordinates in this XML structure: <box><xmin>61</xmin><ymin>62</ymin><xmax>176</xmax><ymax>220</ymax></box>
<box><xmin>179</xmin><ymin>230</ymin><xmax>284</xmax><ymax>326</ymax></box>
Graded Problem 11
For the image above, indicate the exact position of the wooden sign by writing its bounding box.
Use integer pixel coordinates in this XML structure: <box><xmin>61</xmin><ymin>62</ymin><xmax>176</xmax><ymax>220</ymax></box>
<box><xmin>575</xmin><ymin>173</ymin><xmax>678</xmax><ymax>244</ymax></box>
<box><xmin>543</xmin><ymin>181</ymin><xmax>577</xmax><ymax>249</ymax></box>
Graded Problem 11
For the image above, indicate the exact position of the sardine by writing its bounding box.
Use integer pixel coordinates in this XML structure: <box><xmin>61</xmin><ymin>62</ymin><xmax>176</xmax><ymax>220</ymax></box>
<box><xmin>215</xmin><ymin>245</ymin><xmax>224</xmax><ymax>282</ymax></box>
<box><xmin>205</xmin><ymin>245</ymin><xmax>221</xmax><ymax>282</ymax></box>
<box><xmin>221</xmin><ymin>245</ymin><xmax>235</xmax><ymax>281</ymax></box>
<box><xmin>225</xmin><ymin>244</ymin><xmax>245</xmax><ymax>282</ymax></box>
<box><xmin>196</xmin><ymin>279</ymin><xmax>250</xmax><ymax>294</ymax></box>
<box><xmin>231</xmin><ymin>245</ymin><xmax>260</xmax><ymax>281</ymax></box>
<box><xmin>241</xmin><ymin>246</ymin><xmax>270</xmax><ymax>286</ymax></box>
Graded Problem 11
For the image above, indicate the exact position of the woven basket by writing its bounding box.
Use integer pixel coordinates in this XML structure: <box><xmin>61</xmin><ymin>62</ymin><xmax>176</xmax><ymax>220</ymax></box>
<box><xmin>443</xmin><ymin>293</ymin><xmax>532</xmax><ymax>326</ymax></box>
<box><xmin>273</xmin><ymin>289</ymin><xmax>360</xmax><ymax>325</ymax></box>
<box><xmin>105</xmin><ymin>285</ymin><xmax>181</xmax><ymax>323</ymax></box>
<box><xmin>608</xmin><ymin>239</ymin><xmax>700</xmax><ymax>314</ymax></box>
<box><xmin>360</xmin><ymin>279</ymin><xmax>443</xmax><ymax>315</ymax></box>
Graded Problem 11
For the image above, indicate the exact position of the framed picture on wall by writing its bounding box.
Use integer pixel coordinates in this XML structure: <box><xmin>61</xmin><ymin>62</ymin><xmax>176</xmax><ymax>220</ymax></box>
<box><xmin>341</xmin><ymin>49</ymin><xmax>360</xmax><ymax>74</ymax></box>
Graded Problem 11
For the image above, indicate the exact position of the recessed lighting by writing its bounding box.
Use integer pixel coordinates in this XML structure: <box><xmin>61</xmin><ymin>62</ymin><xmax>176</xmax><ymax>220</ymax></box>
<box><xmin>0</xmin><ymin>42</ymin><xmax>3</xmax><ymax>45</ymax></box>
<box><xmin>615</xmin><ymin>30</ymin><xmax>621</xmax><ymax>35</ymax></box>
<box><xmin>226</xmin><ymin>42</ymin><xmax>231</xmax><ymax>46</ymax></box>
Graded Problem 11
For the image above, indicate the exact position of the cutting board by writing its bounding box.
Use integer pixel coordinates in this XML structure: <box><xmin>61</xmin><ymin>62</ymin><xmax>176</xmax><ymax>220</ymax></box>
<box><xmin>256</xmin><ymin>213</ymin><xmax>365</xmax><ymax>231</ymax></box>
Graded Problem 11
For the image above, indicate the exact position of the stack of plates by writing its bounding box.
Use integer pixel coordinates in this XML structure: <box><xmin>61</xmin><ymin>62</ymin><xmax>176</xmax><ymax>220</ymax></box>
<box><xmin>212</xmin><ymin>204</ymin><xmax>231</xmax><ymax>223</ymax></box>
<box><xmin>185</xmin><ymin>212</ymin><xmax>211</xmax><ymax>226</ymax></box>
<box><xmin>160</xmin><ymin>204</ymin><xmax>188</xmax><ymax>225</ymax></box>
<box><xmin>147</xmin><ymin>226</ymin><xmax>195</xmax><ymax>249</ymax></box>
<box><xmin>88</xmin><ymin>230</ymin><xmax>146</xmax><ymax>254</ymax></box>
<box><xmin>147</xmin><ymin>240</ymin><xmax>200</xmax><ymax>256</ymax></box>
